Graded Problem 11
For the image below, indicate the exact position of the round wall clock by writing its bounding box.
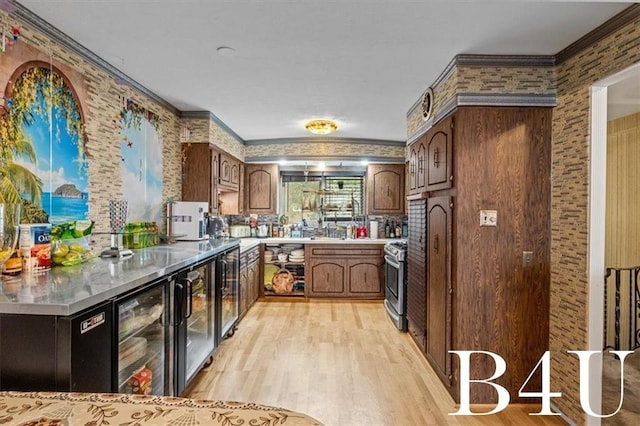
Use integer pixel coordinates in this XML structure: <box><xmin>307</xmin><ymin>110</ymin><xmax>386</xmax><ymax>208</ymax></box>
<box><xmin>421</xmin><ymin>87</ymin><xmax>434</xmax><ymax>121</ymax></box>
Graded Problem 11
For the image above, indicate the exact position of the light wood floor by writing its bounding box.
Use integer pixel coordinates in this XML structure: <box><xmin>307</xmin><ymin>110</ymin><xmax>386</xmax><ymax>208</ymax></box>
<box><xmin>186</xmin><ymin>299</ymin><xmax>566</xmax><ymax>425</ymax></box>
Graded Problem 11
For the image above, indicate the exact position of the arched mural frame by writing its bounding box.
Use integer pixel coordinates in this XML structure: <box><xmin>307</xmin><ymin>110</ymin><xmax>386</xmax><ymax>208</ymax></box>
<box><xmin>3</xmin><ymin>59</ymin><xmax>89</xmax><ymax>155</ymax></box>
<box><xmin>0</xmin><ymin>59</ymin><xmax>91</xmax><ymax>222</ymax></box>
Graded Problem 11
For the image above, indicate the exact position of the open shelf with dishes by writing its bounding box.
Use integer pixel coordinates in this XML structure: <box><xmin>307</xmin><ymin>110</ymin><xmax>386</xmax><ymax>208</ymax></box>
<box><xmin>263</xmin><ymin>243</ymin><xmax>305</xmax><ymax>297</ymax></box>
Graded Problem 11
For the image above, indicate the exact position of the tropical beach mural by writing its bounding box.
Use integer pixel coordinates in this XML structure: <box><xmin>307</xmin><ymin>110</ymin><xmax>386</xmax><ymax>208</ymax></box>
<box><xmin>0</xmin><ymin>64</ymin><xmax>88</xmax><ymax>224</ymax></box>
<box><xmin>118</xmin><ymin>101</ymin><xmax>162</xmax><ymax>224</ymax></box>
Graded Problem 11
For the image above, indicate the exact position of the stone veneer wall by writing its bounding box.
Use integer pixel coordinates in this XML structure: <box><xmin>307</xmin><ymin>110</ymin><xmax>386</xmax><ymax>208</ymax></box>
<box><xmin>457</xmin><ymin>65</ymin><xmax>556</xmax><ymax>94</ymax></box>
<box><xmin>406</xmin><ymin>66</ymin><xmax>457</xmax><ymax>138</ymax></box>
<box><xmin>244</xmin><ymin>140</ymin><xmax>405</xmax><ymax>161</ymax></box>
<box><xmin>551</xmin><ymin>15</ymin><xmax>640</xmax><ymax>423</ymax></box>
<box><xmin>209</xmin><ymin>118</ymin><xmax>244</xmax><ymax>160</ymax></box>
<box><xmin>0</xmin><ymin>10</ymin><xmax>182</xmax><ymax>237</ymax></box>
<box><xmin>180</xmin><ymin>117</ymin><xmax>210</xmax><ymax>143</ymax></box>
<box><xmin>180</xmin><ymin>117</ymin><xmax>245</xmax><ymax>161</ymax></box>
<box><xmin>407</xmin><ymin>62</ymin><xmax>556</xmax><ymax>139</ymax></box>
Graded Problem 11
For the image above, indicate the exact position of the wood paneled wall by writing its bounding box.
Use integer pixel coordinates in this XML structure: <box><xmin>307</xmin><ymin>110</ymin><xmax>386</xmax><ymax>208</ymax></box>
<box><xmin>452</xmin><ymin>106</ymin><xmax>551</xmax><ymax>402</ymax></box>
<box><xmin>606</xmin><ymin>112</ymin><xmax>640</xmax><ymax>268</ymax></box>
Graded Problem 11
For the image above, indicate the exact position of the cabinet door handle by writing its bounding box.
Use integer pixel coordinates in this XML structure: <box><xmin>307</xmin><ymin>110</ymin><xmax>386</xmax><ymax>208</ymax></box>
<box><xmin>418</xmin><ymin>157</ymin><xmax>424</xmax><ymax>173</ymax></box>
<box><xmin>387</xmin><ymin>186</ymin><xmax>390</xmax><ymax>196</ymax></box>
<box><xmin>433</xmin><ymin>148</ymin><xmax>440</xmax><ymax>168</ymax></box>
<box><xmin>326</xmin><ymin>272</ymin><xmax>329</xmax><ymax>282</ymax></box>
<box><xmin>175</xmin><ymin>283</ymin><xmax>184</xmax><ymax>326</ymax></box>
<box><xmin>185</xmin><ymin>278</ymin><xmax>193</xmax><ymax>319</ymax></box>
<box><xmin>434</xmin><ymin>234</ymin><xmax>439</xmax><ymax>253</ymax></box>
<box><xmin>364</xmin><ymin>272</ymin><xmax>367</xmax><ymax>283</ymax></box>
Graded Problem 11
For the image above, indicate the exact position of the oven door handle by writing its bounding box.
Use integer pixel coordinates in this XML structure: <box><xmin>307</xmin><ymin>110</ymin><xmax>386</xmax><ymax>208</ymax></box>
<box><xmin>385</xmin><ymin>254</ymin><xmax>401</xmax><ymax>269</ymax></box>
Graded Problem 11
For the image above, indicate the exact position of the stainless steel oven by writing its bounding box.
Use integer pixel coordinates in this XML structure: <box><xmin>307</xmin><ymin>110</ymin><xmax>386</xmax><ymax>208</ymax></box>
<box><xmin>384</xmin><ymin>240</ymin><xmax>407</xmax><ymax>331</ymax></box>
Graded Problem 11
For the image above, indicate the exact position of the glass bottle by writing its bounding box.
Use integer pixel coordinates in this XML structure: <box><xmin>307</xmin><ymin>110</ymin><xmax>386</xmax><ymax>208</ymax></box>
<box><xmin>152</xmin><ymin>222</ymin><xmax>159</xmax><ymax>245</ymax></box>
<box><xmin>123</xmin><ymin>223</ymin><xmax>132</xmax><ymax>249</ymax></box>
<box><xmin>132</xmin><ymin>222</ymin><xmax>142</xmax><ymax>249</ymax></box>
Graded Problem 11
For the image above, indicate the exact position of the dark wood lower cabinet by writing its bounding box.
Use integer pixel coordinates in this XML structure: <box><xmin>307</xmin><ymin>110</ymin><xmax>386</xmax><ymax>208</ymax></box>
<box><xmin>239</xmin><ymin>246</ymin><xmax>260</xmax><ymax>319</ymax></box>
<box><xmin>308</xmin><ymin>259</ymin><xmax>346</xmax><ymax>296</ymax></box>
<box><xmin>306</xmin><ymin>245</ymin><xmax>384</xmax><ymax>298</ymax></box>
<box><xmin>426</xmin><ymin>196</ymin><xmax>452</xmax><ymax>387</ymax></box>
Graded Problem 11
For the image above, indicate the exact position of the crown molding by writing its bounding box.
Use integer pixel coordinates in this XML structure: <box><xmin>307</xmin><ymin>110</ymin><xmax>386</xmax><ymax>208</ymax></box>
<box><xmin>407</xmin><ymin>93</ymin><xmax>555</xmax><ymax>142</ymax></box>
<box><xmin>244</xmin><ymin>137</ymin><xmax>405</xmax><ymax>146</ymax></box>
<box><xmin>454</xmin><ymin>54</ymin><xmax>555</xmax><ymax>68</ymax></box>
<box><xmin>245</xmin><ymin>155</ymin><xmax>405</xmax><ymax>164</ymax></box>
<box><xmin>556</xmin><ymin>3</ymin><xmax>640</xmax><ymax>65</ymax></box>
<box><xmin>456</xmin><ymin>93</ymin><xmax>557</xmax><ymax>107</ymax></box>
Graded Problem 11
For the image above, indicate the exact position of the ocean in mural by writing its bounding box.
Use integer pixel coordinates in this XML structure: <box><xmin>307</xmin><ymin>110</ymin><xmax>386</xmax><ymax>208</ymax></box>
<box><xmin>119</xmin><ymin>109</ymin><xmax>163</xmax><ymax>224</ymax></box>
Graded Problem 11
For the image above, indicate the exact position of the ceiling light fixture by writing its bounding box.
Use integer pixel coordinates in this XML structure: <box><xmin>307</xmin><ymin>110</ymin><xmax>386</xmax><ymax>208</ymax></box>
<box><xmin>305</xmin><ymin>119</ymin><xmax>338</xmax><ymax>135</ymax></box>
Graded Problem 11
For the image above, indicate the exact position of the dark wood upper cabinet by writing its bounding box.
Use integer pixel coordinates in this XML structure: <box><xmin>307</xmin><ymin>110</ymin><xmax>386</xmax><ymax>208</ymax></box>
<box><xmin>408</xmin><ymin>147</ymin><xmax>418</xmax><ymax>192</ymax></box>
<box><xmin>181</xmin><ymin>143</ymin><xmax>219</xmax><ymax>214</ymax></box>
<box><xmin>366</xmin><ymin>164</ymin><xmax>405</xmax><ymax>214</ymax></box>
<box><xmin>407</xmin><ymin>132</ymin><xmax>428</xmax><ymax>195</ymax></box>
<box><xmin>426</xmin><ymin>115</ymin><xmax>453</xmax><ymax>191</ymax></box>
<box><xmin>244</xmin><ymin>164</ymin><xmax>279</xmax><ymax>214</ymax></box>
<box><xmin>219</xmin><ymin>152</ymin><xmax>240</xmax><ymax>191</ymax></box>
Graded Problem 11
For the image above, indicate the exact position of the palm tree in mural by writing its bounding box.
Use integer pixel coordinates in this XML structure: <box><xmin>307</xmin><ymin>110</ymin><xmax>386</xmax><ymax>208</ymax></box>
<box><xmin>0</xmin><ymin>104</ymin><xmax>42</xmax><ymax>205</ymax></box>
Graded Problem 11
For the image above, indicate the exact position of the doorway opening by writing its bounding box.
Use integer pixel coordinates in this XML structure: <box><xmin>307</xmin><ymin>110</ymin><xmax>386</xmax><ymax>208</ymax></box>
<box><xmin>590</xmin><ymin>61</ymin><xmax>640</xmax><ymax>426</ymax></box>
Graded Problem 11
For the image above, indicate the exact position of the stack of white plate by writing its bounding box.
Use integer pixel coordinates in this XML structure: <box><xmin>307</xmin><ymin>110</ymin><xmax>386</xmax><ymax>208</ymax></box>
<box><xmin>289</xmin><ymin>249</ymin><xmax>305</xmax><ymax>262</ymax></box>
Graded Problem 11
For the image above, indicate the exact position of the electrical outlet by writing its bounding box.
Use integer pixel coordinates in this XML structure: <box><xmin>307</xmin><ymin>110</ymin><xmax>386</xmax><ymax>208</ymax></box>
<box><xmin>480</xmin><ymin>210</ymin><xmax>497</xmax><ymax>227</ymax></box>
<box><xmin>522</xmin><ymin>251</ymin><xmax>533</xmax><ymax>267</ymax></box>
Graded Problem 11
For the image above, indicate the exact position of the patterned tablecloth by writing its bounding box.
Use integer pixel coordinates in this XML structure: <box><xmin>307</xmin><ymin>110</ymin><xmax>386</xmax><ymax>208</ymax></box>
<box><xmin>0</xmin><ymin>391</ymin><xmax>324</xmax><ymax>425</ymax></box>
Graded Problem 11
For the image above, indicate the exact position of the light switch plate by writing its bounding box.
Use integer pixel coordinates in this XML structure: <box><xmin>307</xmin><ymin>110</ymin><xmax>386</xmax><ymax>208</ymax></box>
<box><xmin>480</xmin><ymin>210</ymin><xmax>497</xmax><ymax>226</ymax></box>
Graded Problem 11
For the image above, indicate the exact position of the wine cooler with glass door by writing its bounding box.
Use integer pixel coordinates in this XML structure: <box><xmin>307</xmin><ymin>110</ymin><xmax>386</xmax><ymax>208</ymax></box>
<box><xmin>113</xmin><ymin>277</ymin><xmax>170</xmax><ymax>396</ymax></box>
<box><xmin>218</xmin><ymin>246</ymin><xmax>240</xmax><ymax>340</ymax></box>
<box><xmin>173</xmin><ymin>254</ymin><xmax>217</xmax><ymax>396</ymax></box>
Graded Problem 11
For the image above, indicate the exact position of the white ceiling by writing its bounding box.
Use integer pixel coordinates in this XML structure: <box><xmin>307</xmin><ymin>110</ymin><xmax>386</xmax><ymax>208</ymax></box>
<box><xmin>15</xmin><ymin>0</ymin><xmax>635</xmax><ymax>142</ymax></box>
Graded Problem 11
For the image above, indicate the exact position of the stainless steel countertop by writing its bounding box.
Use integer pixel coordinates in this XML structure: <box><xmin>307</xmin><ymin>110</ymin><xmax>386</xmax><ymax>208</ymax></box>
<box><xmin>0</xmin><ymin>239</ymin><xmax>240</xmax><ymax>317</ymax></box>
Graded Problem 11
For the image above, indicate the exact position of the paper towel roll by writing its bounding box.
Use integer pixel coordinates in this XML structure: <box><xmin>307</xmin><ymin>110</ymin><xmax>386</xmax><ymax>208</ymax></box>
<box><xmin>369</xmin><ymin>221</ymin><xmax>378</xmax><ymax>239</ymax></box>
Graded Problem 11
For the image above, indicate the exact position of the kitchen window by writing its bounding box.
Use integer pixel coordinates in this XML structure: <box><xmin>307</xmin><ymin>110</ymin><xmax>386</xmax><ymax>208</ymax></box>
<box><xmin>281</xmin><ymin>173</ymin><xmax>364</xmax><ymax>226</ymax></box>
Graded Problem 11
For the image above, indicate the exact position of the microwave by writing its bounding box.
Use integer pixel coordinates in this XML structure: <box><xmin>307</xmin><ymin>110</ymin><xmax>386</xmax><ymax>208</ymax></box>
<box><xmin>170</xmin><ymin>201</ymin><xmax>209</xmax><ymax>240</ymax></box>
